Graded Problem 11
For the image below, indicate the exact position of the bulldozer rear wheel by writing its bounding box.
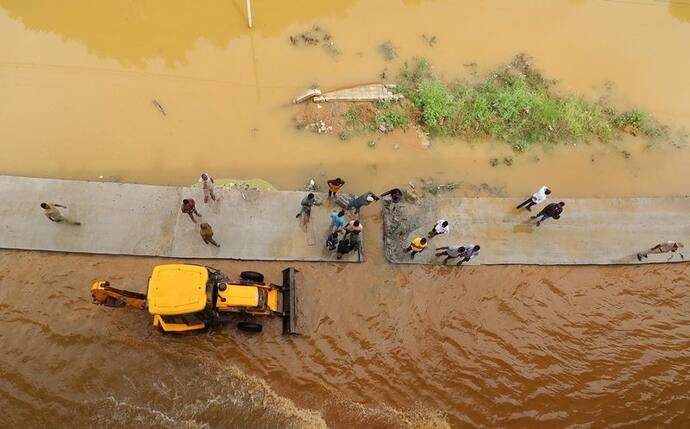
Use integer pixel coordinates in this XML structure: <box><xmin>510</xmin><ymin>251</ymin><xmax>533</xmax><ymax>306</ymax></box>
<box><xmin>237</xmin><ymin>322</ymin><xmax>262</xmax><ymax>333</ymax></box>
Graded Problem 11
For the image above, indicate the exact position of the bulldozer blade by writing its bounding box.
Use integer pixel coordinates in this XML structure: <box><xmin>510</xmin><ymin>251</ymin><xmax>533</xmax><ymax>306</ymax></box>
<box><xmin>282</xmin><ymin>267</ymin><xmax>298</xmax><ymax>335</ymax></box>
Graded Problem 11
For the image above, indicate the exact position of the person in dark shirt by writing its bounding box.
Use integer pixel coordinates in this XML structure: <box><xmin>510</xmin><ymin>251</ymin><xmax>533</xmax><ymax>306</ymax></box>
<box><xmin>336</xmin><ymin>237</ymin><xmax>354</xmax><ymax>259</ymax></box>
<box><xmin>181</xmin><ymin>199</ymin><xmax>202</xmax><ymax>223</ymax></box>
<box><xmin>531</xmin><ymin>201</ymin><xmax>565</xmax><ymax>226</ymax></box>
<box><xmin>381</xmin><ymin>188</ymin><xmax>403</xmax><ymax>204</ymax></box>
<box><xmin>346</xmin><ymin>192</ymin><xmax>379</xmax><ymax>214</ymax></box>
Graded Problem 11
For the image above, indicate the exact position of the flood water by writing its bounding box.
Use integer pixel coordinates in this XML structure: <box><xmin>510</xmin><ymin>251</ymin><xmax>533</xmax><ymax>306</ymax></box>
<box><xmin>1</xmin><ymin>0</ymin><xmax>690</xmax><ymax>428</ymax></box>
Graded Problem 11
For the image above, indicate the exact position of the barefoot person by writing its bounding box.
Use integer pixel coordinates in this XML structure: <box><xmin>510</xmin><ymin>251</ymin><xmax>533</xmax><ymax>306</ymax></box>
<box><xmin>40</xmin><ymin>203</ymin><xmax>81</xmax><ymax>225</ymax></box>
<box><xmin>457</xmin><ymin>244</ymin><xmax>481</xmax><ymax>265</ymax></box>
<box><xmin>516</xmin><ymin>185</ymin><xmax>551</xmax><ymax>212</ymax></box>
<box><xmin>296</xmin><ymin>193</ymin><xmax>322</xmax><ymax>222</ymax></box>
<box><xmin>428</xmin><ymin>220</ymin><xmax>449</xmax><ymax>239</ymax></box>
<box><xmin>336</xmin><ymin>236</ymin><xmax>354</xmax><ymax>260</ymax></box>
<box><xmin>199</xmin><ymin>173</ymin><xmax>216</xmax><ymax>203</ymax></box>
<box><xmin>327</xmin><ymin>177</ymin><xmax>345</xmax><ymax>198</ymax></box>
<box><xmin>405</xmin><ymin>237</ymin><xmax>428</xmax><ymax>259</ymax></box>
<box><xmin>380</xmin><ymin>188</ymin><xmax>403</xmax><ymax>206</ymax></box>
<box><xmin>199</xmin><ymin>223</ymin><xmax>220</xmax><ymax>247</ymax></box>
<box><xmin>530</xmin><ymin>202</ymin><xmax>565</xmax><ymax>226</ymax></box>
<box><xmin>637</xmin><ymin>241</ymin><xmax>684</xmax><ymax>261</ymax></box>
<box><xmin>435</xmin><ymin>245</ymin><xmax>467</xmax><ymax>264</ymax></box>
<box><xmin>347</xmin><ymin>192</ymin><xmax>379</xmax><ymax>215</ymax></box>
<box><xmin>181</xmin><ymin>199</ymin><xmax>202</xmax><ymax>223</ymax></box>
<box><xmin>329</xmin><ymin>210</ymin><xmax>346</xmax><ymax>233</ymax></box>
<box><xmin>344</xmin><ymin>220</ymin><xmax>363</xmax><ymax>237</ymax></box>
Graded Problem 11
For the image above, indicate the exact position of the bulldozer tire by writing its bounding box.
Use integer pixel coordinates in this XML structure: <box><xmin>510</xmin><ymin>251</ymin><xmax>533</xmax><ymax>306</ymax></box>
<box><xmin>240</xmin><ymin>271</ymin><xmax>264</xmax><ymax>283</ymax></box>
<box><xmin>237</xmin><ymin>322</ymin><xmax>262</xmax><ymax>333</ymax></box>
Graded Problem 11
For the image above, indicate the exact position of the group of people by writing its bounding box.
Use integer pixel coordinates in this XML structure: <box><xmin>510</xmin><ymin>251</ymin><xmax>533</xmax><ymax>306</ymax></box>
<box><xmin>180</xmin><ymin>173</ymin><xmax>221</xmax><ymax>247</ymax></box>
<box><xmin>38</xmin><ymin>176</ymin><xmax>685</xmax><ymax>263</ymax></box>
<box><xmin>404</xmin><ymin>219</ymin><xmax>481</xmax><ymax>265</ymax></box>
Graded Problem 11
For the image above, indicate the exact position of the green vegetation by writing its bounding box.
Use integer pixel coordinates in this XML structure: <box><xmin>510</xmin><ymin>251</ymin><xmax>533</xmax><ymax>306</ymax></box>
<box><xmin>396</xmin><ymin>55</ymin><xmax>668</xmax><ymax>150</ymax></box>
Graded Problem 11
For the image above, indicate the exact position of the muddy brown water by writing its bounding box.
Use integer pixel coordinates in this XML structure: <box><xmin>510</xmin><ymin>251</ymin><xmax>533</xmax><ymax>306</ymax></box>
<box><xmin>2</xmin><ymin>0</ymin><xmax>690</xmax><ymax>428</ymax></box>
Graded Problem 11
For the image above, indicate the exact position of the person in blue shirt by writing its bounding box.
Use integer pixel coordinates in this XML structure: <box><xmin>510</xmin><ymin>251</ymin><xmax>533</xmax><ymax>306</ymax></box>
<box><xmin>329</xmin><ymin>209</ymin><xmax>346</xmax><ymax>233</ymax></box>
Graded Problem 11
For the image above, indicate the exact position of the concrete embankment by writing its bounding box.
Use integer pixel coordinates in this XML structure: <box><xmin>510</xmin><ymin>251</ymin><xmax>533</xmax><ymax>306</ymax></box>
<box><xmin>0</xmin><ymin>176</ymin><xmax>361</xmax><ymax>262</ymax></box>
<box><xmin>383</xmin><ymin>196</ymin><xmax>690</xmax><ymax>265</ymax></box>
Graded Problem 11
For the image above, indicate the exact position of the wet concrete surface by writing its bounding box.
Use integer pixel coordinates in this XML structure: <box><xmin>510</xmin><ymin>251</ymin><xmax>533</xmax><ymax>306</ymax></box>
<box><xmin>383</xmin><ymin>197</ymin><xmax>690</xmax><ymax>265</ymax></box>
<box><xmin>0</xmin><ymin>176</ymin><xmax>361</xmax><ymax>262</ymax></box>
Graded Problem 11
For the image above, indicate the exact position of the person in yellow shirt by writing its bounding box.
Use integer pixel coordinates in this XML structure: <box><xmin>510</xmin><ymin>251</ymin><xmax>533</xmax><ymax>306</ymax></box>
<box><xmin>405</xmin><ymin>237</ymin><xmax>427</xmax><ymax>259</ymax></box>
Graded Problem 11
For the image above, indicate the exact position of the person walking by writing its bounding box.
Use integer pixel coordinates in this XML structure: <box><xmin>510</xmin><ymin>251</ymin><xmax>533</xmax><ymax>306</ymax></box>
<box><xmin>327</xmin><ymin>178</ymin><xmax>345</xmax><ymax>198</ymax></box>
<box><xmin>40</xmin><ymin>202</ymin><xmax>81</xmax><ymax>225</ymax></box>
<box><xmin>435</xmin><ymin>245</ymin><xmax>468</xmax><ymax>264</ymax></box>
<box><xmin>457</xmin><ymin>244</ymin><xmax>481</xmax><ymax>265</ymax></box>
<box><xmin>199</xmin><ymin>223</ymin><xmax>220</xmax><ymax>247</ymax></box>
<box><xmin>530</xmin><ymin>202</ymin><xmax>565</xmax><ymax>226</ymax></box>
<box><xmin>199</xmin><ymin>173</ymin><xmax>216</xmax><ymax>203</ymax></box>
<box><xmin>181</xmin><ymin>198</ymin><xmax>202</xmax><ymax>223</ymax></box>
<box><xmin>347</xmin><ymin>192</ymin><xmax>379</xmax><ymax>215</ymax></box>
<box><xmin>405</xmin><ymin>237</ymin><xmax>428</xmax><ymax>259</ymax></box>
<box><xmin>329</xmin><ymin>209</ymin><xmax>346</xmax><ymax>233</ymax></box>
<box><xmin>637</xmin><ymin>241</ymin><xmax>684</xmax><ymax>261</ymax></box>
<box><xmin>428</xmin><ymin>220</ymin><xmax>449</xmax><ymax>239</ymax></box>
<box><xmin>516</xmin><ymin>185</ymin><xmax>551</xmax><ymax>211</ymax></box>
<box><xmin>296</xmin><ymin>193</ymin><xmax>322</xmax><ymax>222</ymax></box>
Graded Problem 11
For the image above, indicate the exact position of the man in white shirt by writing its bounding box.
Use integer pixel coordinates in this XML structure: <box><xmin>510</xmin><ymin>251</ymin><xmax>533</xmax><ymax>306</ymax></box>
<box><xmin>428</xmin><ymin>220</ymin><xmax>449</xmax><ymax>239</ymax></box>
<box><xmin>516</xmin><ymin>185</ymin><xmax>551</xmax><ymax>211</ymax></box>
<box><xmin>637</xmin><ymin>241</ymin><xmax>684</xmax><ymax>261</ymax></box>
<box><xmin>199</xmin><ymin>173</ymin><xmax>216</xmax><ymax>203</ymax></box>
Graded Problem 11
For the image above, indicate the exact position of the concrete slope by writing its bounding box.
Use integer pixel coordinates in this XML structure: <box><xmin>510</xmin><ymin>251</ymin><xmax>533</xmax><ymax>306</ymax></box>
<box><xmin>383</xmin><ymin>197</ymin><xmax>690</xmax><ymax>265</ymax></box>
<box><xmin>0</xmin><ymin>176</ymin><xmax>361</xmax><ymax>262</ymax></box>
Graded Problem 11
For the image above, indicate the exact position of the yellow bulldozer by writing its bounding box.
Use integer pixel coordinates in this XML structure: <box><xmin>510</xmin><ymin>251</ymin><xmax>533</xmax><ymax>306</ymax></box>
<box><xmin>90</xmin><ymin>264</ymin><xmax>297</xmax><ymax>334</ymax></box>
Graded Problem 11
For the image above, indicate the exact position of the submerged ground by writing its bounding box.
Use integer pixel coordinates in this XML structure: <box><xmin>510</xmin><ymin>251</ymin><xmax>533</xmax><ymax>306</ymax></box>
<box><xmin>1</xmin><ymin>0</ymin><xmax>690</xmax><ymax>428</ymax></box>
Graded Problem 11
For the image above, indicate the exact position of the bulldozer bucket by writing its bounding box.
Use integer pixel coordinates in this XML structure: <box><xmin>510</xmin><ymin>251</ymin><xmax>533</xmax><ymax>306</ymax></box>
<box><xmin>281</xmin><ymin>268</ymin><xmax>298</xmax><ymax>335</ymax></box>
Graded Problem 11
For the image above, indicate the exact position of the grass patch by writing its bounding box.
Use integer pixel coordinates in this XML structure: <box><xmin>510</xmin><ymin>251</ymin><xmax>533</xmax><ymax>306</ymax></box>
<box><xmin>376</xmin><ymin>110</ymin><xmax>409</xmax><ymax>130</ymax></box>
<box><xmin>396</xmin><ymin>54</ymin><xmax>668</xmax><ymax>149</ymax></box>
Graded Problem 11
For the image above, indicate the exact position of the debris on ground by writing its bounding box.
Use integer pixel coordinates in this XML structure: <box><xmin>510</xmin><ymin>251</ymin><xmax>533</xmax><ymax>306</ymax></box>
<box><xmin>308</xmin><ymin>120</ymin><xmax>332</xmax><ymax>134</ymax></box>
<box><xmin>292</xmin><ymin>83</ymin><xmax>403</xmax><ymax>104</ymax></box>
<box><xmin>289</xmin><ymin>25</ymin><xmax>340</xmax><ymax>56</ymax></box>
<box><xmin>303</xmin><ymin>178</ymin><xmax>319</xmax><ymax>192</ymax></box>
<box><xmin>314</xmin><ymin>83</ymin><xmax>403</xmax><ymax>103</ymax></box>
<box><xmin>419</xmin><ymin>178</ymin><xmax>461</xmax><ymax>196</ymax></box>
<box><xmin>467</xmin><ymin>182</ymin><xmax>507</xmax><ymax>197</ymax></box>
<box><xmin>152</xmin><ymin>99</ymin><xmax>166</xmax><ymax>116</ymax></box>
<box><xmin>194</xmin><ymin>178</ymin><xmax>276</xmax><ymax>192</ymax></box>
<box><xmin>421</xmin><ymin>34</ymin><xmax>438</xmax><ymax>47</ymax></box>
<box><xmin>292</xmin><ymin>88</ymin><xmax>322</xmax><ymax>104</ymax></box>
